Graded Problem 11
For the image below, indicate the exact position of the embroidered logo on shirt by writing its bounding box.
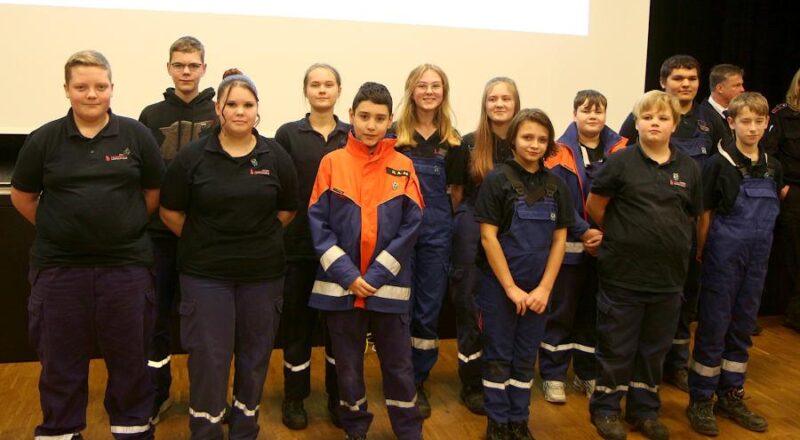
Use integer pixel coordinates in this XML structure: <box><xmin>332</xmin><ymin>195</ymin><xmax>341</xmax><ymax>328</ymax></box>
<box><xmin>697</xmin><ymin>120</ymin><xmax>711</xmax><ymax>133</ymax></box>
<box><xmin>386</xmin><ymin>167</ymin><xmax>410</xmax><ymax>177</ymax></box>
<box><xmin>670</xmin><ymin>172</ymin><xmax>687</xmax><ymax>188</ymax></box>
<box><xmin>250</xmin><ymin>169</ymin><xmax>271</xmax><ymax>176</ymax></box>
<box><xmin>105</xmin><ymin>147</ymin><xmax>131</xmax><ymax>161</ymax></box>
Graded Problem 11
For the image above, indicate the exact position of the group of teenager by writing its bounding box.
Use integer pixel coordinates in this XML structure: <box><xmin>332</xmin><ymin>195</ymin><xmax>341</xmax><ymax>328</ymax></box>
<box><xmin>9</xmin><ymin>35</ymin><xmax>800</xmax><ymax>440</ymax></box>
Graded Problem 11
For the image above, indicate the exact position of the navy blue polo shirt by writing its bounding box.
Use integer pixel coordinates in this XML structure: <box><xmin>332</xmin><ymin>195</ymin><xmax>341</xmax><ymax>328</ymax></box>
<box><xmin>11</xmin><ymin>109</ymin><xmax>165</xmax><ymax>268</ymax></box>
<box><xmin>590</xmin><ymin>143</ymin><xmax>703</xmax><ymax>293</ymax></box>
<box><xmin>160</xmin><ymin>127</ymin><xmax>299</xmax><ymax>281</ymax></box>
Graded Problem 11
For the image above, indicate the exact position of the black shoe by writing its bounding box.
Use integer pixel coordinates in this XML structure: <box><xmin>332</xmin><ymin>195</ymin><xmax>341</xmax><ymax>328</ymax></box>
<box><xmin>460</xmin><ymin>385</ymin><xmax>485</xmax><ymax>415</ymax></box>
<box><xmin>345</xmin><ymin>433</ymin><xmax>367</xmax><ymax>440</ymax></box>
<box><xmin>486</xmin><ymin>418</ymin><xmax>510</xmax><ymax>440</ymax></box>
<box><xmin>664</xmin><ymin>368</ymin><xmax>689</xmax><ymax>393</ymax></box>
<box><xmin>686</xmin><ymin>397</ymin><xmax>719</xmax><ymax>436</ymax></box>
<box><xmin>715</xmin><ymin>388</ymin><xmax>768</xmax><ymax>432</ymax></box>
<box><xmin>281</xmin><ymin>399</ymin><xmax>308</xmax><ymax>430</ymax></box>
<box><xmin>328</xmin><ymin>395</ymin><xmax>343</xmax><ymax>429</ymax></box>
<box><xmin>626</xmin><ymin>416</ymin><xmax>669</xmax><ymax>440</ymax></box>
<box><xmin>416</xmin><ymin>383</ymin><xmax>431</xmax><ymax>419</ymax></box>
<box><xmin>752</xmin><ymin>324</ymin><xmax>763</xmax><ymax>336</ymax></box>
<box><xmin>591</xmin><ymin>414</ymin><xmax>627</xmax><ymax>440</ymax></box>
<box><xmin>508</xmin><ymin>420</ymin><xmax>535</xmax><ymax>440</ymax></box>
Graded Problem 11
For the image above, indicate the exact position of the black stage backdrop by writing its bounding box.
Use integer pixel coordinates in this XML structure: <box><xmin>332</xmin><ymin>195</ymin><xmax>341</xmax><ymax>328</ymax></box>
<box><xmin>647</xmin><ymin>0</ymin><xmax>800</xmax><ymax>314</ymax></box>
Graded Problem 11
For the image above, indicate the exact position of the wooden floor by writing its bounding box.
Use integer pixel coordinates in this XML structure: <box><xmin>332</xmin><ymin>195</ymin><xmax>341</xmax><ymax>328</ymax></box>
<box><xmin>2</xmin><ymin>316</ymin><xmax>799</xmax><ymax>439</ymax></box>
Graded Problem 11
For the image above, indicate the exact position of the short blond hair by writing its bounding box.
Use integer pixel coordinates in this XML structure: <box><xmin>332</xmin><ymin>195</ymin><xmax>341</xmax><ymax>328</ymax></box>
<box><xmin>64</xmin><ymin>50</ymin><xmax>111</xmax><ymax>83</ymax></box>
<box><xmin>727</xmin><ymin>92</ymin><xmax>769</xmax><ymax>119</ymax></box>
<box><xmin>633</xmin><ymin>90</ymin><xmax>681</xmax><ymax>125</ymax></box>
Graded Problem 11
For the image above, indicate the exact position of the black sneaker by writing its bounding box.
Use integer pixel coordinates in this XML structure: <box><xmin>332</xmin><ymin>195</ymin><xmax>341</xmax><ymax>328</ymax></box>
<box><xmin>715</xmin><ymin>388</ymin><xmax>768</xmax><ymax>432</ymax></box>
<box><xmin>508</xmin><ymin>420</ymin><xmax>535</xmax><ymax>440</ymax></box>
<box><xmin>281</xmin><ymin>399</ymin><xmax>308</xmax><ymax>430</ymax></box>
<box><xmin>663</xmin><ymin>368</ymin><xmax>689</xmax><ymax>393</ymax></box>
<box><xmin>328</xmin><ymin>395</ymin><xmax>343</xmax><ymax>429</ymax></box>
<box><xmin>627</xmin><ymin>417</ymin><xmax>669</xmax><ymax>440</ymax></box>
<box><xmin>416</xmin><ymin>383</ymin><xmax>431</xmax><ymax>419</ymax></box>
<box><xmin>591</xmin><ymin>414</ymin><xmax>627</xmax><ymax>440</ymax></box>
<box><xmin>460</xmin><ymin>385</ymin><xmax>485</xmax><ymax>415</ymax></box>
<box><xmin>686</xmin><ymin>397</ymin><xmax>719</xmax><ymax>436</ymax></box>
<box><xmin>486</xmin><ymin>418</ymin><xmax>510</xmax><ymax>440</ymax></box>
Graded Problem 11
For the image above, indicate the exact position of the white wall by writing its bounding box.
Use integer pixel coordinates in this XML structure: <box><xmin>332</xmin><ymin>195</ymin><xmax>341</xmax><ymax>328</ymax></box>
<box><xmin>0</xmin><ymin>2</ymin><xmax>650</xmax><ymax>137</ymax></box>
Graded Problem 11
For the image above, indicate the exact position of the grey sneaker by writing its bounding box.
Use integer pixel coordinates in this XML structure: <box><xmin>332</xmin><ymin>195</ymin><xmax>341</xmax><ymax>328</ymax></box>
<box><xmin>542</xmin><ymin>380</ymin><xmax>566</xmax><ymax>403</ymax></box>
<box><xmin>715</xmin><ymin>388</ymin><xmax>768</xmax><ymax>432</ymax></box>
<box><xmin>626</xmin><ymin>417</ymin><xmax>669</xmax><ymax>440</ymax></box>
<box><xmin>573</xmin><ymin>375</ymin><xmax>596</xmax><ymax>397</ymax></box>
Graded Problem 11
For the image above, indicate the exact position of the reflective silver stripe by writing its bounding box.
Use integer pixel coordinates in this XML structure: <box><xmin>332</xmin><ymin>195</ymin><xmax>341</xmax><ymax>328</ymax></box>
<box><xmin>110</xmin><ymin>424</ymin><xmax>151</xmax><ymax>434</ymax></box>
<box><xmin>540</xmin><ymin>342</ymin><xmax>574</xmax><ymax>352</ymax></box>
<box><xmin>320</xmin><ymin>245</ymin><xmax>346</xmax><ymax>271</ymax></box>
<box><xmin>458</xmin><ymin>350</ymin><xmax>483</xmax><ymax>363</ymax></box>
<box><xmin>565</xmin><ymin>241</ymin><xmax>584</xmax><ymax>253</ymax></box>
<box><xmin>721</xmin><ymin>359</ymin><xmax>748</xmax><ymax>373</ymax></box>
<box><xmin>672</xmin><ymin>338</ymin><xmax>691</xmax><ymax>345</ymax></box>
<box><xmin>411</xmin><ymin>337</ymin><xmax>439</xmax><ymax>350</ymax></box>
<box><xmin>375</xmin><ymin>250</ymin><xmax>401</xmax><ymax>276</ymax></box>
<box><xmin>233</xmin><ymin>397</ymin><xmax>260</xmax><ymax>417</ymax></box>
<box><xmin>386</xmin><ymin>394</ymin><xmax>417</xmax><ymax>408</ymax></box>
<box><xmin>629</xmin><ymin>381</ymin><xmax>658</xmax><ymax>393</ymax></box>
<box><xmin>373</xmin><ymin>285</ymin><xmax>411</xmax><ymax>300</ymax></box>
<box><xmin>595</xmin><ymin>384</ymin><xmax>628</xmax><ymax>394</ymax></box>
<box><xmin>189</xmin><ymin>407</ymin><xmax>226</xmax><ymax>423</ymax></box>
<box><xmin>340</xmin><ymin>396</ymin><xmax>367</xmax><ymax>411</ymax></box>
<box><xmin>572</xmin><ymin>343</ymin><xmax>596</xmax><ymax>354</ymax></box>
<box><xmin>35</xmin><ymin>434</ymin><xmax>79</xmax><ymax>440</ymax></box>
<box><xmin>482</xmin><ymin>379</ymin><xmax>507</xmax><ymax>390</ymax></box>
<box><xmin>148</xmin><ymin>355</ymin><xmax>171</xmax><ymax>368</ymax></box>
<box><xmin>508</xmin><ymin>378</ymin><xmax>534</xmax><ymax>389</ymax></box>
<box><xmin>690</xmin><ymin>360</ymin><xmax>721</xmax><ymax>377</ymax></box>
<box><xmin>284</xmin><ymin>359</ymin><xmax>311</xmax><ymax>372</ymax></box>
<box><xmin>312</xmin><ymin>281</ymin><xmax>350</xmax><ymax>297</ymax></box>
<box><xmin>326</xmin><ymin>354</ymin><xmax>336</xmax><ymax>365</ymax></box>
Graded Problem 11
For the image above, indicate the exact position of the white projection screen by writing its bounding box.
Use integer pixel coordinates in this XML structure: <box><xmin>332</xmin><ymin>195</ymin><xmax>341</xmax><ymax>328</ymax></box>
<box><xmin>0</xmin><ymin>1</ymin><xmax>650</xmax><ymax>137</ymax></box>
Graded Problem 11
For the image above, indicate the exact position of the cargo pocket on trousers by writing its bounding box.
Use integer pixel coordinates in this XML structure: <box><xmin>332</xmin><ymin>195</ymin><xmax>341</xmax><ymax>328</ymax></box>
<box><xmin>178</xmin><ymin>301</ymin><xmax>196</xmax><ymax>350</ymax></box>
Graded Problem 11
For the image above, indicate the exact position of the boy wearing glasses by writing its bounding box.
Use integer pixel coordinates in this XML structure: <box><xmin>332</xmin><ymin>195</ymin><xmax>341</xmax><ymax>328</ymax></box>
<box><xmin>138</xmin><ymin>35</ymin><xmax>217</xmax><ymax>423</ymax></box>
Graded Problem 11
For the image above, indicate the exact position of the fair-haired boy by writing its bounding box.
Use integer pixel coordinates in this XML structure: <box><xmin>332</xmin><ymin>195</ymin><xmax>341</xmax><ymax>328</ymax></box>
<box><xmin>586</xmin><ymin>91</ymin><xmax>703</xmax><ymax>440</ymax></box>
<box><xmin>308</xmin><ymin>82</ymin><xmax>424</xmax><ymax>440</ymax></box>
<box><xmin>687</xmin><ymin>92</ymin><xmax>787</xmax><ymax>436</ymax></box>
<box><xmin>138</xmin><ymin>36</ymin><xmax>217</xmax><ymax>422</ymax></box>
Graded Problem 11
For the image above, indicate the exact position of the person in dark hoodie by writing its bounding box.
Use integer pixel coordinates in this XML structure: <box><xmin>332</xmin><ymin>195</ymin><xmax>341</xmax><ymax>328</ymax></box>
<box><xmin>138</xmin><ymin>35</ymin><xmax>217</xmax><ymax>423</ymax></box>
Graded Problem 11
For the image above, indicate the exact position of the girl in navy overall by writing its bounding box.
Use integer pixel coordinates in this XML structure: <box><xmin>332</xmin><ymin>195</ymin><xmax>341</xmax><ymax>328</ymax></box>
<box><xmin>394</xmin><ymin>64</ymin><xmax>467</xmax><ymax>417</ymax></box>
<box><xmin>450</xmin><ymin>77</ymin><xmax>520</xmax><ymax>413</ymax></box>
<box><xmin>475</xmin><ymin>109</ymin><xmax>572</xmax><ymax>440</ymax></box>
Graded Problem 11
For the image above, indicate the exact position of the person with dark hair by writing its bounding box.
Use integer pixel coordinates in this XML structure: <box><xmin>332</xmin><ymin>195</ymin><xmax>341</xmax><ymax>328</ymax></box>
<box><xmin>138</xmin><ymin>35</ymin><xmax>217</xmax><ymax>423</ymax></box>
<box><xmin>449</xmin><ymin>76</ymin><xmax>521</xmax><ymax>414</ymax></box>
<box><xmin>393</xmin><ymin>64</ymin><xmax>468</xmax><ymax>418</ymax></box>
<box><xmin>475</xmin><ymin>108</ymin><xmax>573</xmax><ymax>439</ymax></box>
<box><xmin>700</xmin><ymin>63</ymin><xmax>745</xmax><ymax>122</ymax></box>
<box><xmin>308</xmin><ymin>82</ymin><xmax>424</xmax><ymax>440</ymax></box>
<box><xmin>587</xmin><ymin>91</ymin><xmax>703</xmax><ymax>440</ymax></box>
<box><xmin>620</xmin><ymin>55</ymin><xmax>728</xmax><ymax>393</ymax></box>
<box><xmin>764</xmin><ymin>66</ymin><xmax>800</xmax><ymax>331</ymax></box>
<box><xmin>275</xmin><ymin>63</ymin><xmax>347</xmax><ymax>430</ymax></box>
<box><xmin>539</xmin><ymin>90</ymin><xmax>627</xmax><ymax>404</ymax></box>
<box><xmin>11</xmin><ymin>50</ymin><xmax>163</xmax><ymax>440</ymax></box>
<box><xmin>159</xmin><ymin>69</ymin><xmax>299</xmax><ymax>439</ymax></box>
<box><xmin>687</xmin><ymin>92</ymin><xmax>784</xmax><ymax>437</ymax></box>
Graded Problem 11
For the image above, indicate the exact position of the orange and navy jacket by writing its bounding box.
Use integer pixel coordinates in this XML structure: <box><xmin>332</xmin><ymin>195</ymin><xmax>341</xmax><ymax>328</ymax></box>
<box><xmin>545</xmin><ymin>122</ymin><xmax>626</xmax><ymax>264</ymax></box>
<box><xmin>308</xmin><ymin>132</ymin><xmax>424</xmax><ymax>313</ymax></box>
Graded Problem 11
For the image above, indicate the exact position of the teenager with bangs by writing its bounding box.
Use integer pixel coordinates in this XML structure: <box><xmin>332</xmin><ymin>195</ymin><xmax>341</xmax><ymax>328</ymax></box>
<box><xmin>393</xmin><ymin>63</ymin><xmax>468</xmax><ymax>418</ymax></box>
<box><xmin>449</xmin><ymin>77</ymin><xmax>521</xmax><ymax>415</ymax></box>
